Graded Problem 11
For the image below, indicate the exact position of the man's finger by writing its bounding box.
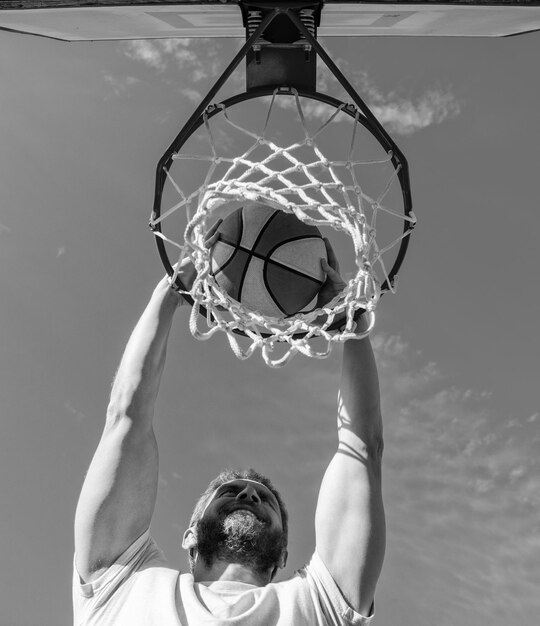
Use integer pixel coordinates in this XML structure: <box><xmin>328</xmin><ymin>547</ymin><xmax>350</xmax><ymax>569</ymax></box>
<box><xmin>205</xmin><ymin>231</ymin><xmax>221</xmax><ymax>249</ymax></box>
<box><xmin>204</xmin><ymin>219</ymin><xmax>223</xmax><ymax>247</ymax></box>
<box><xmin>323</xmin><ymin>238</ymin><xmax>340</xmax><ymax>273</ymax></box>
<box><xmin>321</xmin><ymin>258</ymin><xmax>341</xmax><ymax>281</ymax></box>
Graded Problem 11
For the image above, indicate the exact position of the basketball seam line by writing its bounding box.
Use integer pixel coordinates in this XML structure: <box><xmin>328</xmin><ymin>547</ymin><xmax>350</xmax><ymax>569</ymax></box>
<box><xmin>264</xmin><ymin>266</ymin><xmax>288</xmax><ymax>316</ymax></box>
<box><xmin>216</xmin><ymin>237</ymin><xmax>325</xmax><ymax>285</ymax></box>
<box><xmin>213</xmin><ymin>208</ymin><xmax>324</xmax><ymax>315</ymax></box>
<box><xmin>263</xmin><ymin>270</ymin><xmax>320</xmax><ymax>318</ymax></box>
<box><xmin>265</xmin><ymin>235</ymin><xmax>325</xmax><ymax>281</ymax></box>
<box><xmin>264</xmin><ymin>238</ymin><xmax>323</xmax><ymax>315</ymax></box>
<box><xmin>212</xmin><ymin>211</ymin><xmax>245</xmax><ymax>301</ymax></box>
<box><xmin>250</xmin><ymin>208</ymin><xmax>281</xmax><ymax>257</ymax></box>
<box><xmin>237</xmin><ymin>209</ymin><xmax>247</xmax><ymax>302</ymax></box>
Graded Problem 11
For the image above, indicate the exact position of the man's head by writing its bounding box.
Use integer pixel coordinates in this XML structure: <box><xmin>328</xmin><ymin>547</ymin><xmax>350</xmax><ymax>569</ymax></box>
<box><xmin>182</xmin><ymin>469</ymin><xmax>288</xmax><ymax>581</ymax></box>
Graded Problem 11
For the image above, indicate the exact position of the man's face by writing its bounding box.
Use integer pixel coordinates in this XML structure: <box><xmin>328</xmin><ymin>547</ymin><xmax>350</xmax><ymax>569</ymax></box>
<box><xmin>193</xmin><ymin>479</ymin><xmax>286</xmax><ymax>573</ymax></box>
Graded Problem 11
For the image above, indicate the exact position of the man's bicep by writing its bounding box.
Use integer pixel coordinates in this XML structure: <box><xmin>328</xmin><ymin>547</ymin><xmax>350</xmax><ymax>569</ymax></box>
<box><xmin>74</xmin><ymin>418</ymin><xmax>158</xmax><ymax>583</ymax></box>
<box><xmin>315</xmin><ymin>435</ymin><xmax>385</xmax><ymax>617</ymax></box>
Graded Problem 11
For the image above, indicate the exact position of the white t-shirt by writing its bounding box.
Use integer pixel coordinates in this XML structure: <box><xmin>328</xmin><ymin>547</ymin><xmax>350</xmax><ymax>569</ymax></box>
<box><xmin>73</xmin><ymin>530</ymin><xmax>373</xmax><ymax>626</ymax></box>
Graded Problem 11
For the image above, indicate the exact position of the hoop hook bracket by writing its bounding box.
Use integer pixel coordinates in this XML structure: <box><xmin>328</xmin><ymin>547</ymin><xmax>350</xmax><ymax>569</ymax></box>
<box><xmin>240</xmin><ymin>1</ymin><xmax>324</xmax><ymax>92</ymax></box>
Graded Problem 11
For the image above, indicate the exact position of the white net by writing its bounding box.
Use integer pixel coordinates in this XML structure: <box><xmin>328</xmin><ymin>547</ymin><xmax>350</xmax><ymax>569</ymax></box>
<box><xmin>151</xmin><ymin>89</ymin><xmax>416</xmax><ymax>367</ymax></box>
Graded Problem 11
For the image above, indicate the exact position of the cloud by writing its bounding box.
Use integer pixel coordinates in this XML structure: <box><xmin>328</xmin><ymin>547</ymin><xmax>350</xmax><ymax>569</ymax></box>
<box><xmin>0</xmin><ymin>221</ymin><xmax>11</xmax><ymax>234</ymax></box>
<box><xmin>120</xmin><ymin>39</ymin><xmax>244</xmax><ymax>99</ymax></box>
<box><xmin>122</xmin><ymin>38</ymin><xmax>204</xmax><ymax>77</ymax></box>
<box><xmin>64</xmin><ymin>400</ymin><xmax>85</xmax><ymax>422</ymax></box>
<box><xmin>279</xmin><ymin>59</ymin><xmax>461</xmax><ymax>136</ymax></box>
<box><xmin>119</xmin><ymin>39</ymin><xmax>460</xmax><ymax>136</ymax></box>
<box><xmin>180</xmin><ymin>87</ymin><xmax>204</xmax><ymax>103</ymax></box>
<box><xmin>103</xmin><ymin>73</ymin><xmax>141</xmax><ymax>98</ymax></box>
<box><xmin>369</xmin><ymin>89</ymin><xmax>461</xmax><ymax>136</ymax></box>
<box><xmin>123</xmin><ymin>40</ymin><xmax>168</xmax><ymax>72</ymax></box>
<box><xmin>372</xmin><ymin>333</ymin><xmax>539</xmax><ymax>498</ymax></box>
<box><xmin>371</xmin><ymin>333</ymin><xmax>540</xmax><ymax>620</ymax></box>
<box><xmin>116</xmin><ymin>39</ymin><xmax>220</xmax><ymax>103</ymax></box>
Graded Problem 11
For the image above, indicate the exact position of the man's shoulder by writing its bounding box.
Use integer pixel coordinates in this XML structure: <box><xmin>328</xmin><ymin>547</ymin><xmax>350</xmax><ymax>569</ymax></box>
<box><xmin>73</xmin><ymin>531</ymin><xmax>175</xmax><ymax>601</ymax></box>
<box><xmin>73</xmin><ymin>533</ymin><xmax>181</xmax><ymax>626</ymax></box>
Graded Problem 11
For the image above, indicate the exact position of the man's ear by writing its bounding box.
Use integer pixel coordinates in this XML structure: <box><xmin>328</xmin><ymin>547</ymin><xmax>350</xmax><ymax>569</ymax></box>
<box><xmin>269</xmin><ymin>551</ymin><xmax>289</xmax><ymax>581</ymax></box>
<box><xmin>182</xmin><ymin>527</ymin><xmax>197</xmax><ymax>551</ymax></box>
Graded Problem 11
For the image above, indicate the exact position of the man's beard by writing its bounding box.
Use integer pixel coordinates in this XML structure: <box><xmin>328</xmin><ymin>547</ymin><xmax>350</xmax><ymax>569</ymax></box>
<box><xmin>195</xmin><ymin>510</ymin><xmax>284</xmax><ymax>575</ymax></box>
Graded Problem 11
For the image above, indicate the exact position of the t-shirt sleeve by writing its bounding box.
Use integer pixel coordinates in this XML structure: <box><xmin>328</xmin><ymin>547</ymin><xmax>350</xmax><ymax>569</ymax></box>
<box><xmin>73</xmin><ymin>529</ymin><xmax>167</xmax><ymax>614</ymax></box>
<box><xmin>302</xmin><ymin>550</ymin><xmax>374</xmax><ymax>626</ymax></box>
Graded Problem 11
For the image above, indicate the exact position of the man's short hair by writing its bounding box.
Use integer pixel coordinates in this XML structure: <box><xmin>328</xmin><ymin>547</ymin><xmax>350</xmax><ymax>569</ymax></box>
<box><xmin>188</xmin><ymin>468</ymin><xmax>289</xmax><ymax>557</ymax></box>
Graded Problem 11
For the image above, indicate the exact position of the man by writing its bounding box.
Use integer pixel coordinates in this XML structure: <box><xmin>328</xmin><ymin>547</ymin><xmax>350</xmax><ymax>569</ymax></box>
<box><xmin>73</xmin><ymin>240</ymin><xmax>385</xmax><ymax>625</ymax></box>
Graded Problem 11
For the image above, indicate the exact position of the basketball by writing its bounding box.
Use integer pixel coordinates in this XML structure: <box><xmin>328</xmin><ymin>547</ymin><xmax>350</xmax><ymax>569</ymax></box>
<box><xmin>210</xmin><ymin>203</ymin><xmax>327</xmax><ymax>318</ymax></box>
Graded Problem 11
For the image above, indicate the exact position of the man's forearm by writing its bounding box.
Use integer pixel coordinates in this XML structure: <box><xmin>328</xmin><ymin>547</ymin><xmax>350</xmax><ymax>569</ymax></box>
<box><xmin>314</xmin><ymin>332</ymin><xmax>384</xmax><ymax>615</ymax></box>
<box><xmin>338</xmin><ymin>335</ymin><xmax>382</xmax><ymax>447</ymax></box>
<box><xmin>107</xmin><ymin>279</ymin><xmax>182</xmax><ymax>429</ymax></box>
<box><xmin>74</xmin><ymin>279</ymin><xmax>181</xmax><ymax>579</ymax></box>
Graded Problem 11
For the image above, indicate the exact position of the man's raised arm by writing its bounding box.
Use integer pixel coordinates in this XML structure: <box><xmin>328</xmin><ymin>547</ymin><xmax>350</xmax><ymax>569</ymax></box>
<box><xmin>315</xmin><ymin>329</ymin><xmax>385</xmax><ymax>617</ymax></box>
<box><xmin>74</xmin><ymin>277</ymin><xmax>182</xmax><ymax>583</ymax></box>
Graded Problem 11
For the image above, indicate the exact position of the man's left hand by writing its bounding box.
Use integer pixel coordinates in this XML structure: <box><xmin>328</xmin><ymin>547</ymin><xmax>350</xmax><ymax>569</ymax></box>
<box><xmin>317</xmin><ymin>238</ymin><xmax>347</xmax><ymax>308</ymax></box>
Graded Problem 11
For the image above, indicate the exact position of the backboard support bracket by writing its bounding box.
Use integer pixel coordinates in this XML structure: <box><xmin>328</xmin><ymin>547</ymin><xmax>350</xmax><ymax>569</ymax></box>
<box><xmin>241</xmin><ymin>0</ymin><xmax>323</xmax><ymax>92</ymax></box>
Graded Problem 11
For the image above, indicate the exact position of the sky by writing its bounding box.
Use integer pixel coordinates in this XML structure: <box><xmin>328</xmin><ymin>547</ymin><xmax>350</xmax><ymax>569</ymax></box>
<box><xmin>1</xmin><ymin>18</ymin><xmax>539</xmax><ymax>626</ymax></box>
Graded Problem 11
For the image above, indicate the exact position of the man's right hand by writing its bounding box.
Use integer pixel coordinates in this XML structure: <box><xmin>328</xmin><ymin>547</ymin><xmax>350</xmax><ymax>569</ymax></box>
<box><xmin>167</xmin><ymin>218</ymin><xmax>223</xmax><ymax>301</ymax></box>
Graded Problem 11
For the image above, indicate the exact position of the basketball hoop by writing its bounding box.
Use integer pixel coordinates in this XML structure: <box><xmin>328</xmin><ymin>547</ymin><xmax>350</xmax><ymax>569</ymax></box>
<box><xmin>150</xmin><ymin>2</ymin><xmax>416</xmax><ymax>366</ymax></box>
